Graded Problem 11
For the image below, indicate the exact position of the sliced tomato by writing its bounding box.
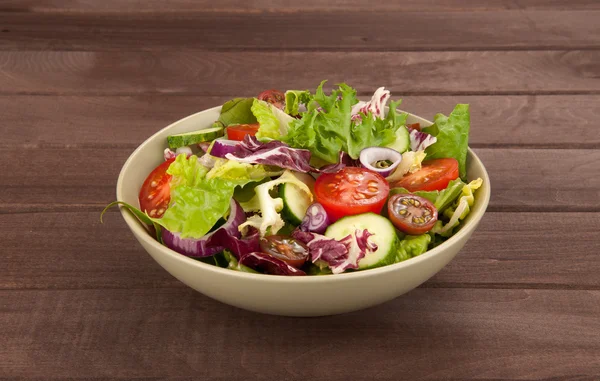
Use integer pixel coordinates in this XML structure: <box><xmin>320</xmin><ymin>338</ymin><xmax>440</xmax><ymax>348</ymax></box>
<box><xmin>390</xmin><ymin>158</ymin><xmax>459</xmax><ymax>192</ymax></box>
<box><xmin>138</xmin><ymin>158</ymin><xmax>174</xmax><ymax>218</ymax></box>
<box><xmin>388</xmin><ymin>194</ymin><xmax>438</xmax><ymax>235</ymax></box>
<box><xmin>315</xmin><ymin>167</ymin><xmax>390</xmax><ymax>222</ymax></box>
<box><xmin>226</xmin><ymin>123</ymin><xmax>260</xmax><ymax>141</ymax></box>
<box><xmin>260</xmin><ymin>235</ymin><xmax>309</xmax><ymax>268</ymax></box>
<box><xmin>257</xmin><ymin>89</ymin><xmax>285</xmax><ymax>110</ymax></box>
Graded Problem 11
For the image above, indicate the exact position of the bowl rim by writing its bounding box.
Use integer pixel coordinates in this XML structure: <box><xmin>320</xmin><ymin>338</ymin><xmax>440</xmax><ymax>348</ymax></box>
<box><xmin>116</xmin><ymin>106</ymin><xmax>491</xmax><ymax>283</ymax></box>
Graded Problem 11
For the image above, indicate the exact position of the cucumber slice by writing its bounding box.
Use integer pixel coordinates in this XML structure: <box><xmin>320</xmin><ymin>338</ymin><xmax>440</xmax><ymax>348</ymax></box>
<box><xmin>280</xmin><ymin>172</ymin><xmax>316</xmax><ymax>225</ymax></box>
<box><xmin>167</xmin><ymin>127</ymin><xmax>224</xmax><ymax>149</ymax></box>
<box><xmin>385</xmin><ymin>125</ymin><xmax>410</xmax><ymax>153</ymax></box>
<box><xmin>325</xmin><ymin>213</ymin><xmax>398</xmax><ymax>270</ymax></box>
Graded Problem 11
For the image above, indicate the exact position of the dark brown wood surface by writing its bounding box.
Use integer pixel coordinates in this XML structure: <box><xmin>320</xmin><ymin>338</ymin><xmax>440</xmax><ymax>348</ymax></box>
<box><xmin>1</xmin><ymin>2</ymin><xmax>599</xmax><ymax>380</ymax></box>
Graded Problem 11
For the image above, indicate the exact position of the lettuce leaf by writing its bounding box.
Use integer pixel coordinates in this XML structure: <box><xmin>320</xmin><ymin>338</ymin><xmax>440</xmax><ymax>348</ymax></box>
<box><xmin>422</xmin><ymin>104</ymin><xmax>470</xmax><ymax>180</ymax></box>
<box><xmin>432</xmin><ymin>178</ymin><xmax>483</xmax><ymax>237</ymax></box>
<box><xmin>159</xmin><ymin>154</ymin><xmax>266</xmax><ymax>239</ymax></box>
<box><xmin>205</xmin><ymin>158</ymin><xmax>278</xmax><ymax>185</ymax></box>
<box><xmin>218</xmin><ymin>98</ymin><xmax>258</xmax><ymax>126</ymax></box>
<box><xmin>252</xmin><ymin>99</ymin><xmax>295</xmax><ymax>140</ymax></box>
<box><xmin>395</xmin><ymin>234</ymin><xmax>431</xmax><ymax>262</ymax></box>
<box><xmin>284</xmin><ymin>81</ymin><xmax>405</xmax><ymax>163</ymax></box>
<box><xmin>284</xmin><ymin>90</ymin><xmax>311</xmax><ymax>115</ymax></box>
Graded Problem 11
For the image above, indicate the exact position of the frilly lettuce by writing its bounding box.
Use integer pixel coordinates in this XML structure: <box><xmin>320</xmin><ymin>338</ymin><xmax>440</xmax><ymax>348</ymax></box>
<box><xmin>252</xmin><ymin>99</ymin><xmax>295</xmax><ymax>140</ymax></box>
<box><xmin>395</xmin><ymin>234</ymin><xmax>431</xmax><ymax>262</ymax></box>
<box><xmin>432</xmin><ymin>178</ymin><xmax>483</xmax><ymax>236</ymax></box>
<box><xmin>284</xmin><ymin>90</ymin><xmax>311</xmax><ymax>115</ymax></box>
<box><xmin>205</xmin><ymin>157</ymin><xmax>281</xmax><ymax>184</ymax></box>
<box><xmin>422</xmin><ymin>104</ymin><xmax>470</xmax><ymax>180</ymax></box>
<box><xmin>238</xmin><ymin>170</ymin><xmax>314</xmax><ymax>236</ymax></box>
<box><xmin>284</xmin><ymin>81</ymin><xmax>406</xmax><ymax>163</ymax></box>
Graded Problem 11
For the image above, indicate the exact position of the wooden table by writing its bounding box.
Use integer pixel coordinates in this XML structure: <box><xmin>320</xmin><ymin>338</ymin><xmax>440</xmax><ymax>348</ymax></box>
<box><xmin>2</xmin><ymin>1</ymin><xmax>600</xmax><ymax>379</ymax></box>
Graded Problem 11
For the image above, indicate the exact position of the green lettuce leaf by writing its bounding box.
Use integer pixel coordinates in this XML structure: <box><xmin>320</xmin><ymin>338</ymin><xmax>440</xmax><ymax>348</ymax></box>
<box><xmin>422</xmin><ymin>104</ymin><xmax>470</xmax><ymax>180</ymax></box>
<box><xmin>284</xmin><ymin>81</ymin><xmax>405</xmax><ymax>163</ymax></box>
<box><xmin>218</xmin><ymin>98</ymin><xmax>258</xmax><ymax>127</ymax></box>
<box><xmin>284</xmin><ymin>90</ymin><xmax>311</xmax><ymax>115</ymax></box>
<box><xmin>390</xmin><ymin>178</ymin><xmax>466</xmax><ymax>212</ymax></box>
<box><xmin>159</xmin><ymin>154</ymin><xmax>267</xmax><ymax>239</ymax></box>
<box><xmin>432</xmin><ymin>178</ymin><xmax>483</xmax><ymax>237</ymax></box>
<box><xmin>395</xmin><ymin>234</ymin><xmax>431</xmax><ymax>262</ymax></box>
<box><xmin>252</xmin><ymin>99</ymin><xmax>294</xmax><ymax>140</ymax></box>
<box><xmin>205</xmin><ymin>158</ymin><xmax>277</xmax><ymax>185</ymax></box>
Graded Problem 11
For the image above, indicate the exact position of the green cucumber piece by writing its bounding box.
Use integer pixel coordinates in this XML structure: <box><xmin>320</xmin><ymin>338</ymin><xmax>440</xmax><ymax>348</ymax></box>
<box><xmin>280</xmin><ymin>172</ymin><xmax>316</xmax><ymax>225</ymax></box>
<box><xmin>325</xmin><ymin>213</ymin><xmax>398</xmax><ymax>270</ymax></box>
<box><xmin>167</xmin><ymin>127</ymin><xmax>224</xmax><ymax>149</ymax></box>
<box><xmin>385</xmin><ymin>125</ymin><xmax>410</xmax><ymax>153</ymax></box>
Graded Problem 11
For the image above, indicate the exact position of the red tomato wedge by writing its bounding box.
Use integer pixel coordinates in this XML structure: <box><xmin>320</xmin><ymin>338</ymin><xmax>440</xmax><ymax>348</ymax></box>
<box><xmin>315</xmin><ymin>167</ymin><xmax>390</xmax><ymax>222</ymax></box>
<box><xmin>390</xmin><ymin>158</ymin><xmax>459</xmax><ymax>192</ymax></box>
<box><xmin>260</xmin><ymin>235</ymin><xmax>309</xmax><ymax>268</ymax></box>
<box><xmin>226</xmin><ymin>123</ymin><xmax>260</xmax><ymax>141</ymax></box>
<box><xmin>388</xmin><ymin>194</ymin><xmax>438</xmax><ymax>235</ymax></box>
<box><xmin>139</xmin><ymin>158</ymin><xmax>175</xmax><ymax>218</ymax></box>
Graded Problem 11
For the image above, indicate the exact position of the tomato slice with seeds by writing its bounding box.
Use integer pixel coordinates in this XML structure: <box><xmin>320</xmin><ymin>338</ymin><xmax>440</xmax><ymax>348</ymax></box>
<box><xmin>390</xmin><ymin>158</ymin><xmax>459</xmax><ymax>192</ymax></box>
<box><xmin>226</xmin><ymin>123</ymin><xmax>260</xmax><ymax>141</ymax></box>
<box><xmin>315</xmin><ymin>167</ymin><xmax>390</xmax><ymax>222</ymax></box>
<box><xmin>257</xmin><ymin>89</ymin><xmax>285</xmax><ymax>110</ymax></box>
<box><xmin>388</xmin><ymin>194</ymin><xmax>438</xmax><ymax>235</ymax></box>
<box><xmin>260</xmin><ymin>235</ymin><xmax>309</xmax><ymax>268</ymax></box>
<box><xmin>138</xmin><ymin>158</ymin><xmax>174</xmax><ymax>218</ymax></box>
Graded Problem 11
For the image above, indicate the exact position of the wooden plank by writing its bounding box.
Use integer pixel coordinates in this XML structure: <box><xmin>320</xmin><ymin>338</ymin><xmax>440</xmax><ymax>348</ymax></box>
<box><xmin>0</xmin><ymin>11</ymin><xmax>599</xmax><ymax>51</ymax></box>
<box><xmin>2</xmin><ymin>148</ymin><xmax>598</xmax><ymax>212</ymax></box>
<box><xmin>2</xmin><ymin>211</ymin><xmax>600</xmax><ymax>290</ymax></box>
<box><xmin>1</xmin><ymin>287</ymin><xmax>599</xmax><ymax>379</ymax></box>
<box><xmin>3</xmin><ymin>0</ymin><xmax>600</xmax><ymax>13</ymax></box>
<box><xmin>2</xmin><ymin>94</ymin><xmax>599</xmax><ymax>149</ymax></box>
<box><xmin>0</xmin><ymin>51</ymin><xmax>599</xmax><ymax>96</ymax></box>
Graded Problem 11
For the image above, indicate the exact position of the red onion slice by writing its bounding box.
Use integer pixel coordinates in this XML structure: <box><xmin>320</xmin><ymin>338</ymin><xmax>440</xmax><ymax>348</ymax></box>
<box><xmin>359</xmin><ymin>147</ymin><xmax>402</xmax><ymax>177</ymax></box>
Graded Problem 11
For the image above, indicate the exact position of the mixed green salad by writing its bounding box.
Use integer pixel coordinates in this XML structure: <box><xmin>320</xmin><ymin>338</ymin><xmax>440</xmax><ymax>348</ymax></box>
<box><xmin>104</xmin><ymin>81</ymin><xmax>483</xmax><ymax>276</ymax></box>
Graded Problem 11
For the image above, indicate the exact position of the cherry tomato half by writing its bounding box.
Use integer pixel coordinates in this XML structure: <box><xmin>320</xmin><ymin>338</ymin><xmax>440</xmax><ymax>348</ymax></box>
<box><xmin>390</xmin><ymin>158</ymin><xmax>459</xmax><ymax>192</ymax></box>
<box><xmin>260</xmin><ymin>235</ymin><xmax>309</xmax><ymax>268</ymax></box>
<box><xmin>257</xmin><ymin>89</ymin><xmax>285</xmax><ymax>110</ymax></box>
<box><xmin>138</xmin><ymin>158</ymin><xmax>174</xmax><ymax>218</ymax></box>
<box><xmin>315</xmin><ymin>167</ymin><xmax>390</xmax><ymax>222</ymax></box>
<box><xmin>388</xmin><ymin>194</ymin><xmax>438</xmax><ymax>235</ymax></box>
<box><xmin>226</xmin><ymin>123</ymin><xmax>260</xmax><ymax>141</ymax></box>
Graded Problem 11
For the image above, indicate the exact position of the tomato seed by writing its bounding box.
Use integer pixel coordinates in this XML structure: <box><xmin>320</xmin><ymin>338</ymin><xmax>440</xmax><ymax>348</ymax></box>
<box><xmin>150</xmin><ymin>181</ymin><xmax>158</xmax><ymax>188</ymax></box>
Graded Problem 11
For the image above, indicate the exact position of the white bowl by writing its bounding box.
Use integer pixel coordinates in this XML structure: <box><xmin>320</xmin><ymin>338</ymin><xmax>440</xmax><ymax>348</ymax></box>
<box><xmin>116</xmin><ymin>106</ymin><xmax>491</xmax><ymax>317</ymax></box>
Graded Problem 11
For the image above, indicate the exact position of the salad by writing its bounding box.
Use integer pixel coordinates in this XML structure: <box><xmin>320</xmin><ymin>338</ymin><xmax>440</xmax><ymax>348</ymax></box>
<box><xmin>104</xmin><ymin>81</ymin><xmax>483</xmax><ymax>276</ymax></box>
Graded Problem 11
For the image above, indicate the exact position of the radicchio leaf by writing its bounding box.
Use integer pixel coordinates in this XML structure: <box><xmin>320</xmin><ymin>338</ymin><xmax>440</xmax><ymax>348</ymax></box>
<box><xmin>206</xmin><ymin>226</ymin><xmax>260</xmax><ymax>259</ymax></box>
<box><xmin>291</xmin><ymin>228</ymin><xmax>378</xmax><ymax>274</ymax></box>
<box><xmin>239</xmin><ymin>252</ymin><xmax>306</xmax><ymax>276</ymax></box>
<box><xmin>350</xmin><ymin>87</ymin><xmax>391</xmax><ymax>122</ymax></box>
<box><xmin>226</xmin><ymin>135</ymin><xmax>345</xmax><ymax>174</ymax></box>
<box><xmin>409</xmin><ymin>129</ymin><xmax>437</xmax><ymax>152</ymax></box>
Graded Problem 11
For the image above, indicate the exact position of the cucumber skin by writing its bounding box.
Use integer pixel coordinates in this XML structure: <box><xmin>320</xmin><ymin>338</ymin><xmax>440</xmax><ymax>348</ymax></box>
<box><xmin>280</xmin><ymin>173</ymin><xmax>316</xmax><ymax>226</ymax></box>
<box><xmin>167</xmin><ymin>128</ymin><xmax>224</xmax><ymax>149</ymax></box>
<box><xmin>325</xmin><ymin>213</ymin><xmax>400</xmax><ymax>271</ymax></box>
<box><xmin>385</xmin><ymin>126</ymin><xmax>410</xmax><ymax>153</ymax></box>
<box><xmin>280</xmin><ymin>183</ymin><xmax>305</xmax><ymax>225</ymax></box>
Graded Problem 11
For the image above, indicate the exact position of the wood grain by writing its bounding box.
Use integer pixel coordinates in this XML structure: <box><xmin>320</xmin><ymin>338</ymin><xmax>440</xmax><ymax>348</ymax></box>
<box><xmin>1</xmin><ymin>287</ymin><xmax>599</xmax><ymax>380</ymax></box>
<box><xmin>0</xmin><ymin>51</ymin><xmax>598</xmax><ymax>96</ymax></box>
<box><xmin>1</xmin><ymin>11</ymin><xmax>599</xmax><ymax>51</ymax></box>
<box><xmin>2</xmin><ymin>211</ymin><xmax>599</xmax><ymax>290</ymax></box>
<box><xmin>2</xmin><ymin>148</ymin><xmax>598</xmax><ymax>212</ymax></box>
<box><xmin>2</xmin><ymin>94</ymin><xmax>600</xmax><ymax>149</ymax></box>
<box><xmin>4</xmin><ymin>0</ymin><xmax>600</xmax><ymax>13</ymax></box>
